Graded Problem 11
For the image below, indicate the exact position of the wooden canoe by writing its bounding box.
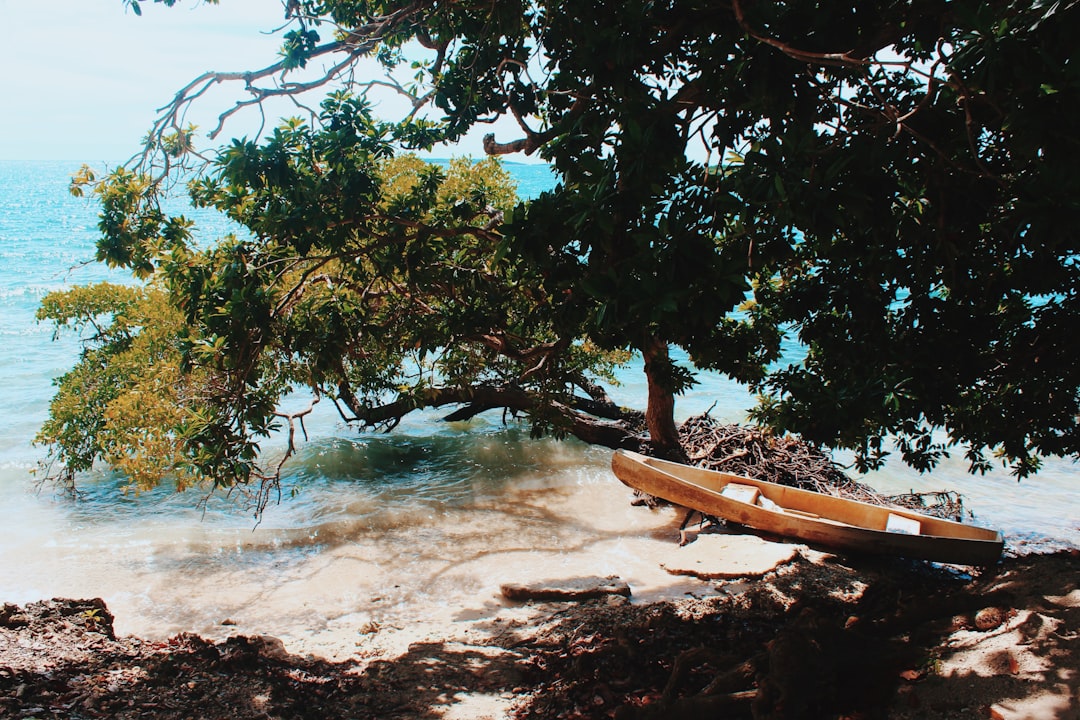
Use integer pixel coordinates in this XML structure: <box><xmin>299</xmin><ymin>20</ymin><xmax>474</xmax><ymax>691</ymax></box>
<box><xmin>611</xmin><ymin>449</ymin><xmax>1004</xmax><ymax>566</ymax></box>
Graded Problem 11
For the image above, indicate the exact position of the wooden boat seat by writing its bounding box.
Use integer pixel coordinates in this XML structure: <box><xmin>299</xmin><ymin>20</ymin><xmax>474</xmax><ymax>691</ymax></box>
<box><xmin>886</xmin><ymin>513</ymin><xmax>922</xmax><ymax>535</ymax></box>
<box><xmin>720</xmin><ymin>483</ymin><xmax>760</xmax><ymax>505</ymax></box>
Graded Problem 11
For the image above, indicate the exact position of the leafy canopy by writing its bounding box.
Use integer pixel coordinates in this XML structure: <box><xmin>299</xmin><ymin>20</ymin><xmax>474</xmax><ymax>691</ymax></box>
<box><xmin>42</xmin><ymin>95</ymin><xmax>633</xmax><ymax>506</ymax></box>
<box><xmin>266</xmin><ymin>0</ymin><xmax>1080</xmax><ymax>476</ymax></box>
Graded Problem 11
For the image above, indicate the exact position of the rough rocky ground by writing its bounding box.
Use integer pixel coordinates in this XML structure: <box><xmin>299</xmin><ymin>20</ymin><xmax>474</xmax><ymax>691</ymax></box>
<box><xmin>2</xmin><ymin>549</ymin><xmax>1077</xmax><ymax>720</ymax></box>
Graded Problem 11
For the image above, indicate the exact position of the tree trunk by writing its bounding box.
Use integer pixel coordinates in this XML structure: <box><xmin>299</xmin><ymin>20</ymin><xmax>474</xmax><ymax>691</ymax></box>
<box><xmin>642</xmin><ymin>337</ymin><xmax>687</xmax><ymax>461</ymax></box>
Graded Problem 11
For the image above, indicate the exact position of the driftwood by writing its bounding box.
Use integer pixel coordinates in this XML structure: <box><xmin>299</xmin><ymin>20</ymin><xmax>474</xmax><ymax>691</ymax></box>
<box><xmin>677</xmin><ymin>412</ymin><xmax>966</xmax><ymax>521</ymax></box>
<box><xmin>501</xmin><ymin>576</ymin><xmax>632</xmax><ymax>602</ymax></box>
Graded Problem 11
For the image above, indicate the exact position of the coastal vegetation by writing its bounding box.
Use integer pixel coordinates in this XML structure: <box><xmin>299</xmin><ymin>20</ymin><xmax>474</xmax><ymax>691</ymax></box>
<box><xmin>13</xmin><ymin>4</ymin><xmax>1080</xmax><ymax>718</ymax></box>
<box><xmin>37</xmin><ymin>0</ymin><xmax>1080</xmax><ymax>504</ymax></box>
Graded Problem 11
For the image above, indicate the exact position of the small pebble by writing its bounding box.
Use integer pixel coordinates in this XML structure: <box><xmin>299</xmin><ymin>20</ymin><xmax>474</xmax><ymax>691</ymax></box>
<box><xmin>975</xmin><ymin>606</ymin><xmax>1005</xmax><ymax>631</ymax></box>
<box><xmin>950</xmin><ymin>614</ymin><xmax>972</xmax><ymax>631</ymax></box>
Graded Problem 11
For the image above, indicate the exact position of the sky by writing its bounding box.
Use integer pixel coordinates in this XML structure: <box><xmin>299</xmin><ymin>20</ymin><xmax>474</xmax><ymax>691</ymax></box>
<box><xmin>0</xmin><ymin>0</ymin><xmax>507</xmax><ymax>163</ymax></box>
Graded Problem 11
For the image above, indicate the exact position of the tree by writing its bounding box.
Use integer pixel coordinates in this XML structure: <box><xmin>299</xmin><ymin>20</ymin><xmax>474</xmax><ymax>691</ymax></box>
<box><xmin>41</xmin><ymin>0</ymin><xmax>1080</xmax><ymax>501</ymax></box>
<box><xmin>42</xmin><ymin>143</ymin><xmax>639</xmax><ymax>507</ymax></box>
<box><xmin>723</xmin><ymin>1</ymin><xmax>1080</xmax><ymax>477</ymax></box>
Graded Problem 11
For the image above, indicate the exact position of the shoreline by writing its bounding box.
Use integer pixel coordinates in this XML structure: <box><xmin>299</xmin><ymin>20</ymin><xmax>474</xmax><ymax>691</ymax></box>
<box><xmin>9</xmin><ymin>455</ymin><xmax>1078</xmax><ymax>664</ymax></box>
<box><xmin>3</xmin><ymin>541</ymin><xmax>1077</xmax><ymax>719</ymax></box>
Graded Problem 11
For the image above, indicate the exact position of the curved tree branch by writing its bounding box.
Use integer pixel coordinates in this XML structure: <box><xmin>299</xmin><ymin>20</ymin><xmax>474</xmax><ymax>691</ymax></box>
<box><xmin>730</xmin><ymin>0</ymin><xmax>869</xmax><ymax>67</ymax></box>
<box><xmin>336</xmin><ymin>381</ymin><xmax>644</xmax><ymax>450</ymax></box>
<box><xmin>482</xmin><ymin>94</ymin><xmax>591</xmax><ymax>156</ymax></box>
<box><xmin>134</xmin><ymin>3</ymin><xmax>440</xmax><ymax>174</ymax></box>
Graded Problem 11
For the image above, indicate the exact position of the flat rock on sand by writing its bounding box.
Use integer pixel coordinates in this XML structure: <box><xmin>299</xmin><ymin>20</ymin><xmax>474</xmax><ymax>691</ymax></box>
<box><xmin>661</xmin><ymin>533</ymin><xmax>801</xmax><ymax>579</ymax></box>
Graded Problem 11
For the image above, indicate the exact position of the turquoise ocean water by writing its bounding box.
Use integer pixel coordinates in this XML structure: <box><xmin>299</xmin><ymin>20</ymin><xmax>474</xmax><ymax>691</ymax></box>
<box><xmin>0</xmin><ymin>160</ymin><xmax>1077</xmax><ymax>646</ymax></box>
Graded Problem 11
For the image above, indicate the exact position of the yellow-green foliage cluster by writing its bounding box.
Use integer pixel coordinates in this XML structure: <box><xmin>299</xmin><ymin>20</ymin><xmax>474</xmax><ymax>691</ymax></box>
<box><xmin>36</xmin><ymin>282</ymin><xmax>198</xmax><ymax>493</ymax></box>
<box><xmin>379</xmin><ymin>155</ymin><xmax>517</xmax><ymax>217</ymax></box>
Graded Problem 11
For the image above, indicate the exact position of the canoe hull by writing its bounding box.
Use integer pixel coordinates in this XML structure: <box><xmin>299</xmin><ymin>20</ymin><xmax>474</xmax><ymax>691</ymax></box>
<box><xmin>611</xmin><ymin>450</ymin><xmax>1003</xmax><ymax>566</ymax></box>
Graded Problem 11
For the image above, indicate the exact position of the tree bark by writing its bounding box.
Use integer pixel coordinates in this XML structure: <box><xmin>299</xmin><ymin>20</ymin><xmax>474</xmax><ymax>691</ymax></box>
<box><xmin>642</xmin><ymin>337</ymin><xmax>687</xmax><ymax>461</ymax></box>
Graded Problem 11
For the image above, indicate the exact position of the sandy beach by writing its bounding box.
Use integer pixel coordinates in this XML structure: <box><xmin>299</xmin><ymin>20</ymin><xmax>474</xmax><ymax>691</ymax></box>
<box><xmin>3</xmin><ymin>515</ymin><xmax>1077</xmax><ymax>719</ymax></box>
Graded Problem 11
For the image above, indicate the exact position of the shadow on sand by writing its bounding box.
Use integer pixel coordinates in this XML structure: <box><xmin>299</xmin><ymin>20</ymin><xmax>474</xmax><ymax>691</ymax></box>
<box><xmin>1</xmin><ymin>553</ymin><xmax>1078</xmax><ymax>719</ymax></box>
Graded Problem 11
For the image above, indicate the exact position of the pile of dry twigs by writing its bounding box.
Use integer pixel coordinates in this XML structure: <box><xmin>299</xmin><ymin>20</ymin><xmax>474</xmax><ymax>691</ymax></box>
<box><xmin>678</xmin><ymin>412</ymin><xmax>966</xmax><ymax>521</ymax></box>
